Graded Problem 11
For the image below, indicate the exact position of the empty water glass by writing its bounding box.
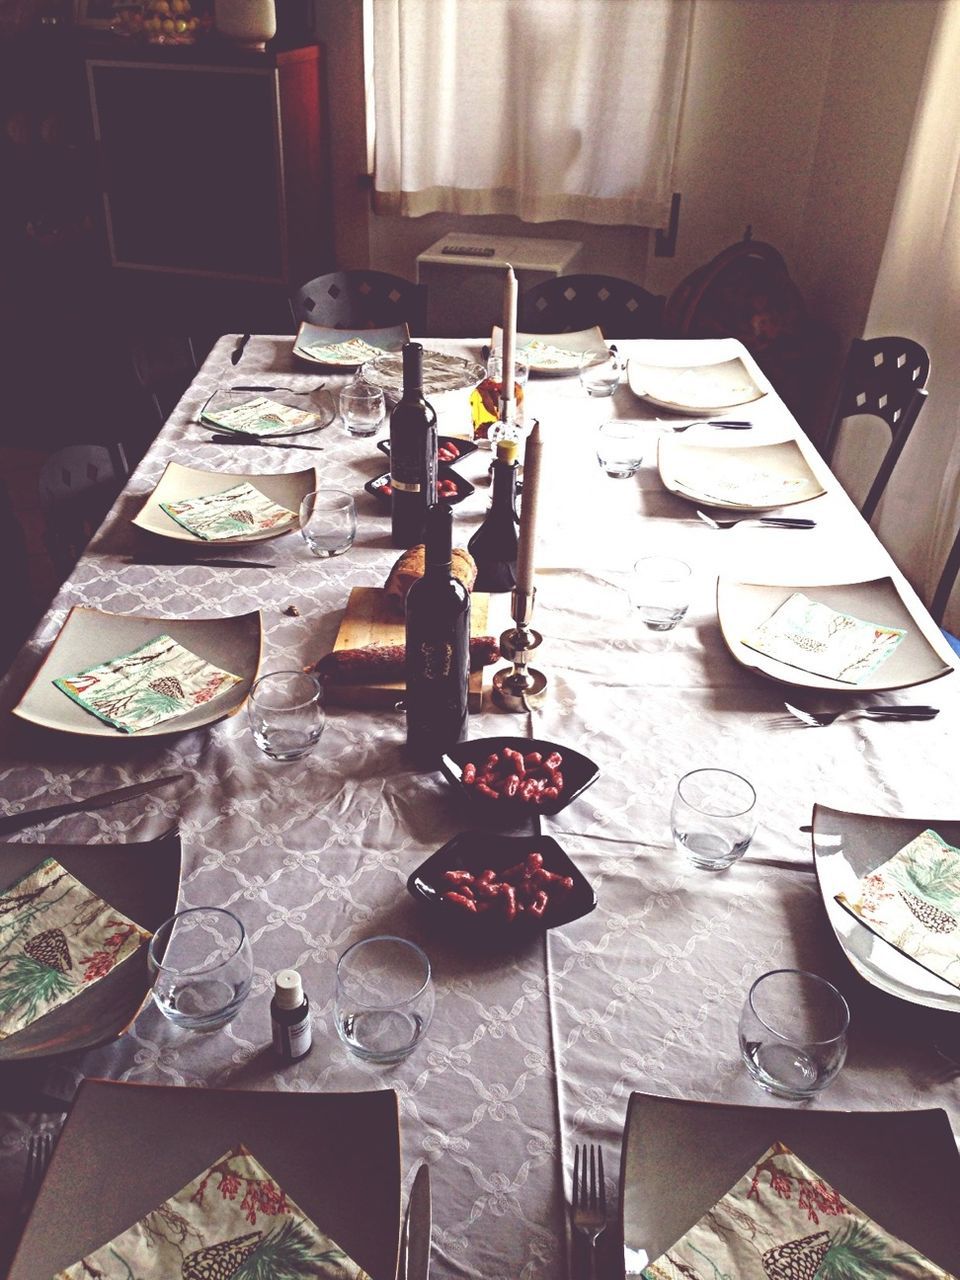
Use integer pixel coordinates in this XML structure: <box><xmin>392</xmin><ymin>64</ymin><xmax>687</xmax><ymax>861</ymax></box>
<box><xmin>148</xmin><ymin>907</ymin><xmax>253</xmax><ymax>1032</ymax></box>
<box><xmin>596</xmin><ymin>420</ymin><xmax>644</xmax><ymax>478</ymax></box>
<box><xmin>672</xmin><ymin>768</ymin><xmax>757</xmax><ymax>870</ymax></box>
<box><xmin>631</xmin><ymin>556</ymin><xmax>691</xmax><ymax>631</ymax></box>
<box><xmin>579</xmin><ymin>348</ymin><xmax>622</xmax><ymax>397</ymax></box>
<box><xmin>739</xmin><ymin>968</ymin><xmax>850</xmax><ymax>1099</ymax></box>
<box><xmin>299</xmin><ymin>488</ymin><xmax>356</xmax><ymax>558</ymax></box>
<box><xmin>334</xmin><ymin>935</ymin><xmax>435</xmax><ymax>1063</ymax></box>
<box><xmin>340</xmin><ymin>380</ymin><xmax>386</xmax><ymax>438</ymax></box>
<box><xmin>248</xmin><ymin>670</ymin><xmax>325</xmax><ymax>761</ymax></box>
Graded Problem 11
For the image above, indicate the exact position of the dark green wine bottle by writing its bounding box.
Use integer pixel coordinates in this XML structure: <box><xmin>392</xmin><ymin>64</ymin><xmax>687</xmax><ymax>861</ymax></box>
<box><xmin>390</xmin><ymin>343</ymin><xmax>438</xmax><ymax>548</ymax></box>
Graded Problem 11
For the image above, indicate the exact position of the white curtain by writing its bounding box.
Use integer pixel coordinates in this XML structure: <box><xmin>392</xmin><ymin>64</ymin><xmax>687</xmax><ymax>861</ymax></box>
<box><xmin>369</xmin><ymin>0</ymin><xmax>692</xmax><ymax>227</ymax></box>
<box><xmin>867</xmin><ymin>0</ymin><xmax>960</xmax><ymax>631</ymax></box>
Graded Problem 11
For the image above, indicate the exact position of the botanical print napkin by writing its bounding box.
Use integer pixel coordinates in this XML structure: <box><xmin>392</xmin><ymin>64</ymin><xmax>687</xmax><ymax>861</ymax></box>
<box><xmin>742</xmin><ymin>591</ymin><xmax>906</xmax><ymax>683</ymax></box>
<box><xmin>55</xmin><ymin>1144</ymin><xmax>371</xmax><ymax>1279</ymax></box>
<box><xmin>836</xmin><ymin>828</ymin><xmax>960</xmax><ymax>989</ymax></box>
<box><xmin>160</xmin><ymin>482</ymin><xmax>296</xmax><ymax>540</ymax></box>
<box><xmin>639</xmin><ymin>357</ymin><xmax>762</xmax><ymax>410</ymax></box>
<box><xmin>678</xmin><ymin>467</ymin><xmax>808</xmax><ymax>506</ymax></box>
<box><xmin>300</xmin><ymin>335</ymin><xmax>388</xmax><ymax>365</ymax></box>
<box><xmin>0</xmin><ymin>858</ymin><xmax>148</xmax><ymax>1039</ymax></box>
<box><xmin>201</xmin><ymin>396</ymin><xmax>322</xmax><ymax>436</ymax></box>
<box><xmin>522</xmin><ymin>339</ymin><xmax>584</xmax><ymax>370</ymax></box>
<box><xmin>53</xmin><ymin>633</ymin><xmax>242</xmax><ymax>733</ymax></box>
<box><xmin>642</xmin><ymin>1142</ymin><xmax>953</xmax><ymax>1279</ymax></box>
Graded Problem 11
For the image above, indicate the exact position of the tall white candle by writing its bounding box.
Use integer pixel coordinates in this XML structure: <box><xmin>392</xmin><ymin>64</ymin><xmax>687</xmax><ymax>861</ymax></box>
<box><xmin>500</xmin><ymin>265</ymin><xmax>518</xmax><ymax>419</ymax></box>
<box><xmin>516</xmin><ymin>420</ymin><xmax>542</xmax><ymax>596</ymax></box>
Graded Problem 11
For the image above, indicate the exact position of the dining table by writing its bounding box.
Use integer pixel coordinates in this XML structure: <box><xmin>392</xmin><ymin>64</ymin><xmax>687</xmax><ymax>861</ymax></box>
<box><xmin>1</xmin><ymin>331</ymin><xmax>959</xmax><ymax>1280</ymax></box>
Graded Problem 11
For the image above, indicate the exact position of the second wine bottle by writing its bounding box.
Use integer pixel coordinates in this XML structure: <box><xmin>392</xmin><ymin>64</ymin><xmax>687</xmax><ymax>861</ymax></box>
<box><xmin>390</xmin><ymin>342</ymin><xmax>438</xmax><ymax>548</ymax></box>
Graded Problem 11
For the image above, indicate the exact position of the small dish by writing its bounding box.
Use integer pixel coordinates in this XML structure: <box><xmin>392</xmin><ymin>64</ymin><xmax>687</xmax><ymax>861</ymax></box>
<box><xmin>364</xmin><ymin>465</ymin><xmax>475</xmax><ymax>509</ymax></box>
<box><xmin>292</xmin><ymin>321</ymin><xmax>408</xmax><ymax>368</ymax></box>
<box><xmin>811</xmin><ymin>803</ymin><xmax>960</xmax><ymax>1013</ymax></box>
<box><xmin>628</xmin><ymin>355</ymin><xmax>766</xmax><ymax>413</ymax></box>
<box><xmin>407</xmin><ymin>831</ymin><xmax>596</xmax><ymax>943</ymax></box>
<box><xmin>361</xmin><ymin>350</ymin><xmax>486</xmax><ymax>399</ymax></box>
<box><xmin>490</xmin><ymin>325</ymin><xmax>607</xmax><ymax>377</ymax></box>
<box><xmin>131</xmin><ymin>461</ymin><xmax>315</xmax><ymax>544</ymax></box>
<box><xmin>658</xmin><ymin>437</ymin><xmax>825</xmax><ymax>511</ymax></box>
<box><xmin>376</xmin><ymin>435</ymin><xmax>479</xmax><ymax>464</ymax></box>
<box><xmin>0</xmin><ymin>831</ymin><xmax>181</xmax><ymax>1062</ymax></box>
<box><xmin>440</xmin><ymin>736</ymin><xmax>600</xmax><ymax>820</ymax></box>
<box><xmin>12</xmin><ymin>607</ymin><xmax>262</xmax><ymax>737</ymax></box>
<box><xmin>717</xmin><ymin>577</ymin><xmax>953</xmax><ymax>692</ymax></box>
<box><xmin>198</xmin><ymin>386</ymin><xmax>336</xmax><ymax>438</ymax></box>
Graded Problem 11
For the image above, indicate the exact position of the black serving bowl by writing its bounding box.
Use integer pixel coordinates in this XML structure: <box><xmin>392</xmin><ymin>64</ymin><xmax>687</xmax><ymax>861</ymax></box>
<box><xmin>364</xmin><ymin>465</ymin><xmax>476</xmax><ymax>509</ymax></box>
<box><xmin>377</xmin><ymin>435</ymin><xmax>479</xmax><ymax>465</ymax></box>
<box><xmin>407</xmin><ymin>831</ymin><xmax>597</xmax><ymax>943</ymax></box>
<box><xmin>440</xmin><ymin>736</ymin><xmax>600</xmax><ymax>820</ymax></box>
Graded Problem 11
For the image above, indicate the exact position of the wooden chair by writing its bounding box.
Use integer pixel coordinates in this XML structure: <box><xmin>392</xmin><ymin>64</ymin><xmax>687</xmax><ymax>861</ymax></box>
<box><xmin>823</xmin><ymin>336</ymin><xmax>930</xmax><ymax>523</ymax></box>
<box><xmin>932</xmin><ymin>522</ymin><xmax>960</xmax><ymax>657</ymax></box>
<box><xmin>38</xmin><ymin>443</ymin><xmax>129</xmax><ymax>579</ymax></box>
<box><xmin>291</xmin><ymin>270</ymin><xmax>428</xmax><ymax>334</ymax></box>
<box><xmin>518</xmin><ymin>274</ymin><xmax>665</xmax><ymax>338</ymax></box>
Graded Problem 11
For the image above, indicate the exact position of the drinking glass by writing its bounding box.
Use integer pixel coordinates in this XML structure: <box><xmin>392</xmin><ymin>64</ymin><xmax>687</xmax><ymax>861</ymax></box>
<box><xmin>148</xmin><ymin>907</ymin><xmax>253</xmax><ymax>1031</ymax></box>
<box><xmin>299</xmin><ymin>488</ymin><xmax>356</xmax><ymax>558</ymax></box>
<box><xmin>596</xmin><ymin>420</ymin><xmax>644</xmax><ymax>478</ymax></box>
<box><xmin>631</xmin><ymin>556</ymin><xmax>691</xmax><ymax>631</ymax></box>
<box><xmin>340</xmin><ymin>380</ymin><xmax>386</xmax><ymax>438</ymax></box>
<box><xmin>671</xmin><ymin>768</ymin><xmax>757</xmax><ymax>870</ymax></box>
<box><xmin>579</xmin><ymin>348</ymin><xmax>622</xmax><ymax>397</ymax></box>
<box><xmin>248</xmin><ymin>670</ymin><xmax>325</xmax><ymax>761</ymax></box>
<box><xmin>334</xmin><ymin>935</ymin><xmax>435</xmax><ymax>1063</ymax></box>
<box><xmin>739</xmin><ymin>968</ymin><xmax>850</xmax><ymax>1099</ymax></box>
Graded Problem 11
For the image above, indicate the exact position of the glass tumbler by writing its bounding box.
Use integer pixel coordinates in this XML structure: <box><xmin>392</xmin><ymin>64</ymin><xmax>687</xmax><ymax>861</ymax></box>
<box><xmin>148</xmin><ymin>907</ymin><xmax>253</xmax><ymax>1031</ymax></box>
<box><xmin>334</xmin><ymin>935</ymin><xmax>435</xmax><ymax>1063</ymax></box>
<box><xmin>739</xmin><ymin>968</ymin><xmax>850</xmax><ymax>1099</ymax></box>
<box><xmin>299</xmin><ymin>488</ymin><xmax>357</xmax><ymax>558</ymax></box>
<box><xmin>596</xmin><ymin>420</ymin><xmax>644</xmax><ymax>478</ymax></box>
<box><xmin>579</xmin><ymin>348</ymin><xmax>623</xmax><ymax>397</ymax></box>
<box><xmin>248</xmin><ymin>670</ymin><xmax>325</xmax><ymax>761</ymax></box>
<box><xmin>671</xmin><ymin>768</ymin><xmax>757</xmax><ymax>870</ymax></box>
<box><xmin>631</xmin><ymin>556</ymin><xmax>692</xmax><ymax>631</ymax></box>
<box><xmin>340</xmin><ymin>380</ymin><xmax>386</xmax><ymax>438</ymax></box>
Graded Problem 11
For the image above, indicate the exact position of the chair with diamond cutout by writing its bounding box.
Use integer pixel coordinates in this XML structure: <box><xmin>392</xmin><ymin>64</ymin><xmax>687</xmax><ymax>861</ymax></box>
<box><xmin>822</xmin><ymin>336</ymin><xmax>930</xmax><ymax>523</ymax></box>
<box><xmin>932</xmin><ymin>521</ymin><xmax>960</xmax><ymax>658</ymax></box>
<box><xmin>291</xmin><ymin>270</ymin><xmax>428</xmax><ymax>334</ymax></box>
<box><xmin>518</xmin><ymin>274</ymin><xmax>665</xmax><ymax>339</ymax></box>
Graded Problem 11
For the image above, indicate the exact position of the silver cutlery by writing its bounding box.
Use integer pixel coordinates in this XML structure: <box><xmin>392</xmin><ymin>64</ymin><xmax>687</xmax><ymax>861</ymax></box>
<box><xmin>670</xmin><ymin>419</ymin><xmax>753</xmax><ymax>432</ymax></box>
<box><xmin>571</xmin><ymin>1143</ymin><xmax>607</xmax><ymax>1278</ymax></box>
<box><xmin>230</xmin><ymin>333</ymin><xmax>250</xmax><ymax>365</ymax></box>
<box><xmin>207</xmin><ymin>433</ymin><xmax>325</xmax><ymax>452</ymax></box>
<box><xmin>402</xmin><ymin>1162</ymin><xmax>432</xmax><ymax>1280</ymax></box>
<box><xmin>231</xmin><ymin>384</ymin><xmax>326</xmax><ymax>394</ymax></box>
<box><xmin>0</xmin><ymin>773</ymin><xmax>184</xmax><ymax>837</ymax></box>
<box><xmin>775</xmin><ymin>702</ymin><xmax>939</xmax><ymax>729</ymax></box>
<box><xmin>124</xmin><ymin>556</ymin><xmax>279</xmax><ymax>570</ymax></box>
<box><xmin>18</xmin><ymin>1130</ymin><xmax>54</xmax><ymax>1220</ymax></box>
<box><xmin>696</xmin><ymin>509</ymin><xmax>816</xmax><ymax>530</ymax></box>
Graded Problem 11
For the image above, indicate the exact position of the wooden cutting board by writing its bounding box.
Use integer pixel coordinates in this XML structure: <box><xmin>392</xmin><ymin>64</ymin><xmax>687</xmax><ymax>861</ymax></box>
<box><xmin>324</xmin><ymin>586</ymin><xmax>491</xmax><ymax>711</ymax></box>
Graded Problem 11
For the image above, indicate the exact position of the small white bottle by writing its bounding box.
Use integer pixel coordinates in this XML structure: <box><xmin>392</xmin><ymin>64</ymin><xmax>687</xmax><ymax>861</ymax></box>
<box><xmin>271</xmin><ymin>968</ymin><xmax>312</xmax><ymax>1063</ymax></box>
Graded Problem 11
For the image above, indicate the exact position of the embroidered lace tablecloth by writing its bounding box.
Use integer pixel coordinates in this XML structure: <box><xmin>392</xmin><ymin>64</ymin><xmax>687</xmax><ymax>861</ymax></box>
<box><xmin>1</xmin><ymin>336</ymin><xmax>958</xmax><ymax>1280</ymax></box>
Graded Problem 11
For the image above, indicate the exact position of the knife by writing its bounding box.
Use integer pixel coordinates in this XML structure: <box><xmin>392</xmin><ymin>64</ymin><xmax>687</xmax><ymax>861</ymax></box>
<box><xmin>208</xmin><ymin>433</ymin><xmax>326</xmax><ymax>452</ymax></box>
<box><xmin>0</xmin><ymin>774</ymin><xmax>185</xmax><ymax>838</ymax></box>
<box><xmin>124</xmin><ymin>556</ymin><xmax>279</xmax><ymax>570</ymax></box>
<box><xmin>404</xmin><ymin>1163</ymin><xmax>431</xmax><ymax>1280</ymax></box>
<box><xmin>230</xmin><ymin>333</ymin><xmax>251</xmax><ymax>365</ymax></box>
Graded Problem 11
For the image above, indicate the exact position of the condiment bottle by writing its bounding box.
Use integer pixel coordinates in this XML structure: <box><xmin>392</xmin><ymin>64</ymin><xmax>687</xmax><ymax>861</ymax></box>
<box><xmin>271</xmin><ymin>968</ymin><xmax>312</xmax><ymax>1062</ymax></box>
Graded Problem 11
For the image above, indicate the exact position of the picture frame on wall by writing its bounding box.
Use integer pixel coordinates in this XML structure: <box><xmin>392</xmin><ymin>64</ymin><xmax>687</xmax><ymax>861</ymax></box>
<box><xmin>74</xmin><ymin>0</ymin><xmax>118</xmax><ymax>27</ymax></box>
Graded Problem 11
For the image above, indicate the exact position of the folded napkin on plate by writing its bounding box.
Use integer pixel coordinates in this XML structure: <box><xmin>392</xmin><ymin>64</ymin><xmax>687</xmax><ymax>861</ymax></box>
<box><xmin>53</xmin><ymin>633</ymin><xmax>242</xmax><ymax>733</ymax></box>
<box><xmin>643</xmin><ymin>1141</ymin><xmax>953</xmax><ymax>1279</ymax></box>
<box><xmin>0</xmin><ymin>857</ymin><xmax>149</xmax><ymax>1039</ymax></box>
<box><xmin>522</xmin><ymin>340</ymin><xmax>584</xmax><ymax>370</ymax></box>
<box><xmin>298</xmin><ymin>336</ymin><xmax>388</xmax><ymax>364</ymax></box>
<box><xmin>836</xmin><ymin>828</ymin><xmax>960</xmax><ymax>988</ymax></box>
<box><xmin>201</xmin><ymin>396</ymin><xmax>322</xmax><ymax>436</ymax></box>
<box><xmin>55</xmin><ymin>1144</ymin><xmax>370</xmax><ymax>1279</ymax></box>
<box><xmin>160</xmin><ymin>481</ymin><xmax>296</xmax><ymax>540</ymax></box>
<box><xmin>742</xmin><ymin>591</ymin><xmax>905</xmax><ymax>683</ymax></box>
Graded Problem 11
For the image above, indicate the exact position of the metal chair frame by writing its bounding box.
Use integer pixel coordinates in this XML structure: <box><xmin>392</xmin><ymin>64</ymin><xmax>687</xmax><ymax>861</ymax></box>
<box><xmin>518</xmin><ymin>273</ymin><xmax>665</xmax><ymax>339</ymax></box>
<box><xmin>291</xmin><ymin>270</ymin><xmax>427</xmax><ymax>334</ymax></box>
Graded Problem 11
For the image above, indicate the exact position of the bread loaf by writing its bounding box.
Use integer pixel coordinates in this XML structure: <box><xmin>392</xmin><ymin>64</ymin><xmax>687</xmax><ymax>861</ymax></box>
<box><xmin>384</xmin><ymin>544</ymin><xmax>477</xmax><ymax>609</ymax></box>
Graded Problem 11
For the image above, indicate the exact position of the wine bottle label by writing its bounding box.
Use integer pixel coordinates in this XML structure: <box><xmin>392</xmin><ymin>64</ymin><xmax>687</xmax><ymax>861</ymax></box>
<box><xmin>391</xmin><ymin>477</ymin><xmax>421</xmax><ymax>493</ymax></box>
<box><xmin>287</xmin><ymin>1013</ymin><xmax>312</xmax><ymax>1056</ymax></box>
<box><xmin>417</xmin><ymin>639</ymin><xmax>454</xmax><ymax>679</ymax></box>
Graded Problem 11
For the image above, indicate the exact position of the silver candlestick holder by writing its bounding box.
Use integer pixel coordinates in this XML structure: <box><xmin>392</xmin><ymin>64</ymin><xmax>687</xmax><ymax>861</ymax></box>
<box><xmin>491</xmin><ymin>586</ymin><xmax>548</xmax><ymax>711</ymax></box>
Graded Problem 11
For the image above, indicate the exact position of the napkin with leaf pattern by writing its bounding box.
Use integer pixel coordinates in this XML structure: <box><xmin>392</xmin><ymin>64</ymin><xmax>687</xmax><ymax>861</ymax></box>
<box><xmin>160</xmin><ymin>482</ymin><xmax>296</xmax><ymax>540</ymax></box>
<box><xmin>54</xmin><ymin>1144</ymin><xmax>370</xmax><ymax>1279</ymax></box>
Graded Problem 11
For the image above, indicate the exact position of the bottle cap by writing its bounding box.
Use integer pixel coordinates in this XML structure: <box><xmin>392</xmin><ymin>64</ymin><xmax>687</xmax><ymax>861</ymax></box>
<box><xmin>274</xmin><ymin>969</ymin><xmax>304</xmax><ymax>1010</ymax></box>
<box><xmin>496</xmin><ymin>438</ymin><xmax>518</xmax><ymax>465</ymax></box>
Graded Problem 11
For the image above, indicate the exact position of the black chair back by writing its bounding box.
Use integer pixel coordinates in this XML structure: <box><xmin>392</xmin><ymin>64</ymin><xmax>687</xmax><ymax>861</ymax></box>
<box><xmin>38</xmin><ymin>443</ymin><xmax>129</xmax><ymax>578</ymax></box>
<box><xmin>518</xmin><ymin>274</ymin><xmax>665</xmax><ymax>338</ymax></box>
<box><xmin>292</xmin><ymin>270</ymin><xmax>428</xmax><ymax>334</ymax></box>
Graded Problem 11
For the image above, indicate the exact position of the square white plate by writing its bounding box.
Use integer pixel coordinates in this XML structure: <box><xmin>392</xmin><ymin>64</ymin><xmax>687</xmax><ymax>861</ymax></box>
<box><xmin>812</xmin><ymin>803</ymin><xmax>960</xmax><ymax>1012</ymax></box>
<box><xmin>292</xmin><ymin>321</ymin><xmax>409</xmax><ymax>367</ymax></box>
<box><xmin>12</xmin><ymin>607</ymin><xmax>262</xmax><ymax>736</ymax></box>
<box><xmin>658</xmin><ymin>437</ymin><xmax>825</xmax><ymax>510</ymax></box>
<box><xmin>131</xmin><ymin>461</ymin><xmax>315</xmax><ymax>544</ymax></box>
<box><xmin>490</xmin><ymin>325</ymin><xmax>607</xmax><ymax>376</ymax></box>
<box><xmin>717</xmin><ymin>576</ymin><xmax>954</xmax><ymax>691</ymax></box>
<box><xmin>628</xmin><ymin>354</ymin><xmax>766</xmax><ymax>413</ymax></box>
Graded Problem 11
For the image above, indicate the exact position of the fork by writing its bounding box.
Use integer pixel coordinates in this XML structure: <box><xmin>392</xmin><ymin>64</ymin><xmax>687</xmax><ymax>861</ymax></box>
<box><xmin>775</xmin><ymin>702</ymin><xmax>940</xmax><ymax>728</ymax></box>
<box><xmin>696</xmin><ymin>509</ymin><xmax>816</xmax><ymax>530</ymax></box>
<box><xmin>230</xmin><ymin>384</ymin><xmax>326</xmax><ymax>393</ymax></box>
<box><xmin>19</xmin><ymin>1130</ymin><xmax>54</xmax><ymax>1219</ymax></box>
<box><xmin>571</xmin><ymin>1143</ymin><xmax>607</xmax><ymax>1278</ymax></box>
<box><xmin>670</xmin><ymin>419</ymin><xmax>753</xmax><ymax>432</ymax></box>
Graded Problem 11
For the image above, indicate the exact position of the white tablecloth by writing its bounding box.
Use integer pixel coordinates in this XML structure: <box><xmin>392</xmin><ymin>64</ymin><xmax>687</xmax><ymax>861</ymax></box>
<box><xmin>1</xmin><ymin>336</ymin><xmax>958</xmax><ymax>1279</ymax></box>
